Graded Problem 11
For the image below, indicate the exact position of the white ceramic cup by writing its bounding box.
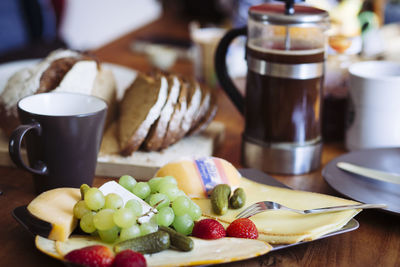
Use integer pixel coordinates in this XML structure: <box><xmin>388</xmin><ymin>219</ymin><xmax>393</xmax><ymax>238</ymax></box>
<box><xmin>346</xmin><ymin>61</ymin><xmax>400</xmax><ymax>150</ymax></box>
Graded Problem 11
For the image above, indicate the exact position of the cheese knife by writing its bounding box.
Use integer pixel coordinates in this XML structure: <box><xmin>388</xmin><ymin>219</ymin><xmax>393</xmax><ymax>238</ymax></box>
<box><xmin>337</xmin><ymin>162</ymin><xmax>400</xmax><ymax>185</ymax></box>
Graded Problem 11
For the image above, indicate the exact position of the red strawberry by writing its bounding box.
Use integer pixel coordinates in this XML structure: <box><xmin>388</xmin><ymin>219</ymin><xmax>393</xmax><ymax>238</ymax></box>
<box><xmin>64</xmin><ymin>245</ymin><xmax>114</xmax><ymax>267</ymax></box>
<box><xmin>226</xmin><ymin>218</ymin><xmax>258</xmax><ymax>239</ymax></box>
<box><xmin>192</xmin><ymin>218</ymin><xmax>226</xmax><ymax>239</ymax></box>
<box><xmin>112</xmin><ymin>250</ymin><xmax>147</xmax><ymax>267</ymax></box>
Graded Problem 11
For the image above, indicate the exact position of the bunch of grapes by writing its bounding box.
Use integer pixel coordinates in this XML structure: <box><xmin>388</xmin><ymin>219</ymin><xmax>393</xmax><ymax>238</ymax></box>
<box><xmin>73</xmin><ymin>175</ymin><xmax>202</xmax><ymax>243</ymax></box>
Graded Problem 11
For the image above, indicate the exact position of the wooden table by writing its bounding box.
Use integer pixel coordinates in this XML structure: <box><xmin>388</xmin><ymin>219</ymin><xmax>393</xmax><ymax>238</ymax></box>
<box><xmin>1</xmin><ymin>13</ymin><xmax>399</xmax><ymax>267</ymax></box>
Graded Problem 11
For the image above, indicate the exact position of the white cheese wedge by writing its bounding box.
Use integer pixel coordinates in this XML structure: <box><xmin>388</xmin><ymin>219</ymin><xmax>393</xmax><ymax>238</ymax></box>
<box><xmin>98</xmin><ymin>181</ymin><xmax>155</xmax><ymax>223</ymax></box>
<box><xmin>27</xmin><ymin>188</ymin><xmax>81</xmax><ymax>242</ymax></box>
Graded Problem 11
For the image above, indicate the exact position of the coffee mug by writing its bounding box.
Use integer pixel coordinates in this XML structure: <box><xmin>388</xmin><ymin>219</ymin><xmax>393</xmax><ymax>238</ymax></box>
<box><xmin>9</xmin><ymin>92</ymin><xmax>107</xmax><ymax>193</ymax></box>
<box><xmin>346</xmin><ymin>61</ymin><xmax>400</xmax><ymax>150</ymax></box>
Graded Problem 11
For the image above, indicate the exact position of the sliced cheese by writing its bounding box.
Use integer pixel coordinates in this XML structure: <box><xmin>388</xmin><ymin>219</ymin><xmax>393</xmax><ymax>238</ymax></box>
<box><xmin>35</xmin><ymin>235</ymin><xmax>63</xmax><ymax>260</ymax></box>
<box><xmin>55</xmin><ymin>235</ymin><xmax>113</xmax><ymax>257</ymax></box>
<box><xmin>194</xmin><ymin>178</ymin><xmax>361</xmax><ymax>244</ymax></box>
<box><xmin>145</xmin><ymin>237</ymin><xmax>271</xmax><ymax>267</ymax></box>
<box><xmin>155</xmin><ymin>157</ymin><xmax>241</xmax><ymax>198</ymax></box>
<box><xmin>42</xmin><ymin>235</ymin><xmax>271</xmax><ymax>266</ymax></box>
<box><xmin>27</xmin><ymin>188</ymin><xmax>80</xmax><ymax>242</ymax></box>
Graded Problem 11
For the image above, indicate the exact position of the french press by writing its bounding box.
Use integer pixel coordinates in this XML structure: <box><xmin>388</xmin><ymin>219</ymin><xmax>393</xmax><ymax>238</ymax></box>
<box><xmin>215</xmin><ymin>0</ymin><xmax>329</xmax><ymax>174</ymax></box>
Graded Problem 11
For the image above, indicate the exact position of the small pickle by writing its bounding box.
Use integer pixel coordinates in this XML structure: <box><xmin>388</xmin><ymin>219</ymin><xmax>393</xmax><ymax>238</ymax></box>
<box><xmin>80</xmin><ymin>184</ymin><xmax>90</xmax><ymax>200</ymax></box>
<box><xmin>211</xmin><ymin>184</ymin><xmax>231</xmax><ymax>215</ymax></box>
<box><xmin>114</xmin><ymin>231</ymin><xmax>170</xmax><ymax>254</ymax></box>
<box><xmin>159</xmin><ymin>226</ymin><xmax>194</xmax><ymax>251</ymax></box>
<box><xmin>229</xmin><ymin>187</ymin><xmax>246</xmax><ymax>209</ymax></box>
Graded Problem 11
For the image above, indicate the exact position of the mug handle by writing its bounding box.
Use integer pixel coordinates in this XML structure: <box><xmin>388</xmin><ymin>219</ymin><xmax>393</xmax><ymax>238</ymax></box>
<box><xmin>215</xmin><ymin>26</ymin><xmax>247</xmax><ymax>114</ymax></box>
<box><xmin>9</xmin><ymin>122</ymin><xmax>48</xmax><ymax>175</ymax></box>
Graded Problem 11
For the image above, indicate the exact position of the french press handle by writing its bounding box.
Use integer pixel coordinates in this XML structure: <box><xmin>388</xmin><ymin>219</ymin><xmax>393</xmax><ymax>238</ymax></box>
<box><xmin>214</xmin><ymin>27</ymin><xmax>247</xmax><ymax>114</ymax></box>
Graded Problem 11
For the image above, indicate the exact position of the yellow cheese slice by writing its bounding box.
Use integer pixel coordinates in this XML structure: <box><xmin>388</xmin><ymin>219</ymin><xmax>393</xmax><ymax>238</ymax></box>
<box><xmin>27</xmin><ymin>188</ymin><xmax>80</xmax><ymax>242</ymax></box>
<box><xmin>35</xmin><ymin>236</ymin><xmax>63</xmax><ymax>260</ymax></box>
<box><xmin>55</xmin><ymin>235</ymin><xmax>113</xmax><ymax>257</ymax></box>
<box><xmin>194</xmin><ymin>178</ymin><xmax>361</xmax><ymax>244</ymax></box>
<box><xmin>144</xmin><ymin>237</ymin><xmax>271</xmax><ymax>267</ymax></box>
<box><xmin>155</xmin><ymin>157</ymin><xmax>241</xmax><ymax>198</ymax></box>
<box><xmin>48</xmin><ymin>235</ymin><xmax>271</xmax><ymax>266</ymax></box>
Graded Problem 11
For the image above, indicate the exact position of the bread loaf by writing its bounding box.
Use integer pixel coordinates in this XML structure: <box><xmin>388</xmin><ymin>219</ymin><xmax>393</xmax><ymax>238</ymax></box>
<box><xmin>0</xmin><ymin>49</ymin><xmax>117</xmax><ymax>136</ymax></box>
<box><xmin>104</xmin><ymin>72</ymin><xmax>217</xmax><ymax>156</ymax></box>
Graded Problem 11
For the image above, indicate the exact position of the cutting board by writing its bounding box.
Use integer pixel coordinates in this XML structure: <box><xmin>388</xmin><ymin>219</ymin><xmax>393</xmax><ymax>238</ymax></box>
<box><xmin>0</xmin><ymin>121</ymin><xmax>224</xmax><ymax>179</ymax></box>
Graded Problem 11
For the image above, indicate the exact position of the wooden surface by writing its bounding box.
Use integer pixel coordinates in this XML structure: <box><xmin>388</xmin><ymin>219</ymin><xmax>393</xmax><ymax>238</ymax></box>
<box><xmin>1</xmin><ymin>12</ymin><xmax>399</xmax><ymax>267</ymax></box>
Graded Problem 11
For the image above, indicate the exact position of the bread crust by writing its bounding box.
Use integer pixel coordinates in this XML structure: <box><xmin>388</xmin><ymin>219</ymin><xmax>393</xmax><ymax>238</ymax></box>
<box><xmin>119</xmin><ymin>74</ymin><xmax>168</xmax><ymax>156</ymax></box>
<box><xmin>143</xmin><ymin>74</ymin><xmax>180</xmax><ymax>151</ymax></box>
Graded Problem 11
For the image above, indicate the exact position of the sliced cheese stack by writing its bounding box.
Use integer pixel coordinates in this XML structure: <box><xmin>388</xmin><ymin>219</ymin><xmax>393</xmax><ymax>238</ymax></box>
<box><xmin>194</xmin><ymin>178</ymin><xmax>361</xmax><ymax>244</ymax></box>
<box><xmin>27</xmin><ymin>188</ymin><xmax>81</xmax><ymax>242</ymax></box>
<box><xmin>100</xmin><ymin>72</ymin><xmax>218</xmax><ymax>156</ymax></box>
<box><xmin>155</xmin><ymin>156</ymin><xmax>242</xmax><ymax>198</ymax></box>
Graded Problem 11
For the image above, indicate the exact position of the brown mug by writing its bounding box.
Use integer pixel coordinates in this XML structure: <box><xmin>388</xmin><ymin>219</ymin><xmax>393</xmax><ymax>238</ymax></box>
<box><xmin>9</xmin><ymin>92</ymin><xmax>107</xmax><ymax>193</ymax></box>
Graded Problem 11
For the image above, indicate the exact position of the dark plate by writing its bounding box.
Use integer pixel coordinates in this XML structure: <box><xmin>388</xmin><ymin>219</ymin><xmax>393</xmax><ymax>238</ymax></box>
<box><xmin>12</xmin><ymin>169</ymin><xmax>359</xmax><ymax>254</ymax></box>
<box><xmin>322</xmin><ymin>148</ymin><xmax>400</xmax><ymax>215</ymax></box>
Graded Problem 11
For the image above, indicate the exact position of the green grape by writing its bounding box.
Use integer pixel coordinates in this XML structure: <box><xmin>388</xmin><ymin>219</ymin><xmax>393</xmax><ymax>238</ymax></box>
<box><xmin>73</xmin><ymin>200</ymin><xmax>91</xmax><ymax>219</ymax></box>
<box><xmin>98</xmin><ymin>226</ymin><xmax>119</xmax><ymax>243</ymax></box>
<box><xmin>93</xmin><ymin>209</ymin><xmax>116</xmax><ymax>230</ymax></box>
<box><xmin>84</xmin><ymin>188</ymin><xmax>105</xmax><ymax>211</ymax></box>
<box><xmin>104</xmin><ymin>193</ymin><xmax>123</xmax><ymax>210</ymax></box>
<box><xmin>140</xmin><ymin>221</ymin><xmax>158</xmax><ymax>236</ymax></box>
<box><xmin>149</xmin><ymin>193</ymin><xmax>170</xmax><ymax>209</ymax></box>
<box><xmin>144</xmin><ymin>194</ymin><xmax>152</xmax><ymax>204</ymax></box>
<box><xmin>188</xmin><ymin>201</ymin><xmax>202</xmax><ymax>221</ymax></box>
<box><xmin>163</xmin><ymin>176</ymin><xmax>178</xmax><ymax>185</ymax></box>
<box><xmin>119</xmin><ymin>224</ymin><xmax>141</xmax><ymax>241</ymax></box>
<box><xmin>148</xmin><ymin>177</ymin><xmax>163</xmax><ymax>193</ymax></box>
<box><xmin>171</xmin><ymin>196</ymin><xmax>191</xmax><ymax>216</ymax></box>
<box><xmin>125</xmin><ymin>199</ymin><xmax>143</xmax><ymax>216</ymax></box>
<box><xmin>119</xmin><ymin>175</ymin><xmax>137</xmax><ymax>192</ymax></box>
<box><xmin>176</xmin><ymin>190</ymin><xmax>187</xmax><ymax>198</ymax></box>
<box><xmin>159</xmin><ymin>183</ymin><xmax>180</xmax><ymax>201</ymax></box>
<box><xmin>156</xmin><ymin>207</ymin><xmax>175</xmax><ymax>227</ymax></box>
<box><xmin>172</xmin><ymin>214</ymin><xmax>194</xmax><ymax>235</ymax></box>
<box><xmin>132</xmin><ymin>182</ymin><xmax>151</xmax><ymax>199</ymax></box>
<box><xmin>80</xmin><ymin>212</ymin><xmax>96</xmax><ymax>233</ymax></box>
<box><xmin>113</xmin><ymin>208</ymin><xmax>136</xmax><ymax>228</ymax></box>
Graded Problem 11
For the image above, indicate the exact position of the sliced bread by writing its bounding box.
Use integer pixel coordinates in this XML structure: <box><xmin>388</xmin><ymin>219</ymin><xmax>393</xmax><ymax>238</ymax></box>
<box><xmin>160</xmin><ymin>76</ymin><xmax>188</xmax><ymax>149</ymax></box>
<box><xmin>142</xmin><ymin>74</ymin><xmax>180</xmax><ymax>151</ymax></box>
<box><xmin>175</xmin><ymin>78</ymin><xmax>202</xmax><ymax>141</ymax></box>
<box><xmin>189</xmin><ymin>92</ymin><xmax>218</xmax><ymax>136</ymax></box>
<box><xmin>99</xmin><ymin>121</ymin><xmax>119</xmax><ymax>155</ymax></box>
<box><xmin>118</xmin><ymin>73</ymin><xmax>168</xmax><ymax>156</ymax></box>
<box><xmin>190</xmin><ymin>83</ymin><xmax>211</xmax><ymax>130</ymax></box>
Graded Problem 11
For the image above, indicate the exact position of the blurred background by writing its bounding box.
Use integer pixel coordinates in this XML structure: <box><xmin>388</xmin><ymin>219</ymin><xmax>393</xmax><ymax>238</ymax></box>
<box><xmin>1</xmin><ymin>0</ymin><xmax>400</xmax><ymax>142</ymax></box>
<box><xmin>1</xmin><ymin>0</ymin><xmax>399</xmax><ymax>59</ymax></box>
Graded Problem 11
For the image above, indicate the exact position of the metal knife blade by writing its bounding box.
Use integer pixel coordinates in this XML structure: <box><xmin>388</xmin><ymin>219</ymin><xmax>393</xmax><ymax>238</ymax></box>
<box><xmin>337</xmin><ymin>162</ymin><xmax>400</xmax><ymax>185</ymax></box>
